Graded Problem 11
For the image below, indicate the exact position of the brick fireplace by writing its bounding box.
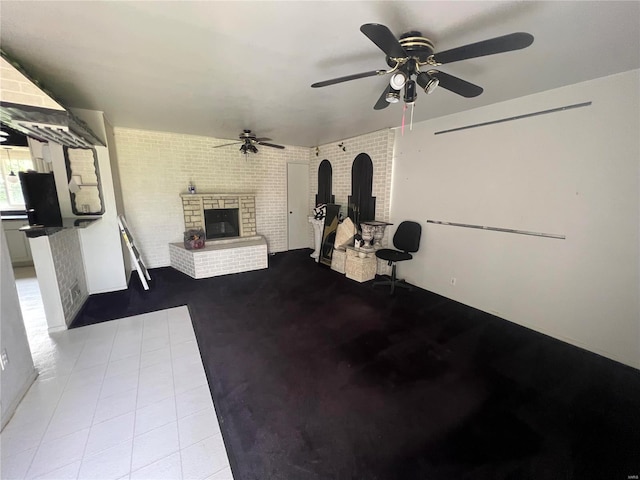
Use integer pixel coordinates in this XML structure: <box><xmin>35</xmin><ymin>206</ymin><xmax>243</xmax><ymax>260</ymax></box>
<box><xmin>171</xmin><ymin>193</ymin><xmax>267</xmax><ymax>279</ymax></box>
<box><xmin>181</xmin><ymin>193</ymin><xmax>257</xmax><ymax>238</ymax></box>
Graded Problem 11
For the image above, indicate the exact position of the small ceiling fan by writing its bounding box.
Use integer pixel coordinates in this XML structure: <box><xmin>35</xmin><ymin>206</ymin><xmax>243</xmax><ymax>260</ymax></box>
<box><xmin>213</xmin><ymin>130</ymin><xmax>285</xmax><ymax>155</ymax></box>
<box><xmin>311</xmin><ymin>24</ymin><xmax>534</xmax><ymax>110</ymax></box>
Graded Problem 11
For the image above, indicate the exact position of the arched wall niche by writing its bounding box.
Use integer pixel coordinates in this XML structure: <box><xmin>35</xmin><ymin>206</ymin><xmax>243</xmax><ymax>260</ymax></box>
<box><xmin>348</xmin><ymin>153</ymin><xmax>376</xmax><ymax>227</ymax></box>
<box><xmin>315</xmin><ymin>159</ymin><xmax>334</xmax><ymax>205</ymax></box>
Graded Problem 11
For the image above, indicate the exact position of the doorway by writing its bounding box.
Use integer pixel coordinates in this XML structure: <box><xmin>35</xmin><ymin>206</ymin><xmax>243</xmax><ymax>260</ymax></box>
<box><xmin>287</xmin><ymin>162</ymin><xmax>310</xmax><ymax>250</ymax></box>
<box><xmin>1</xmin><ymin>143</ymin><xmax>49</xmax><ymax>354</ymax></box>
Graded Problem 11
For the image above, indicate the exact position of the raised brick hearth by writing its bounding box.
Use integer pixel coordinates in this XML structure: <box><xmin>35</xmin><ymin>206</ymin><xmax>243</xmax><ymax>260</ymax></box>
<box><xmin>169</xmin><ymin>236</ymin><xmax>267</xmax><ymax>279</ymax></box>
<box><xmin>174</xmin><ymin>193</ymin><xmax>266</xmax><ymax>278</ymax></box>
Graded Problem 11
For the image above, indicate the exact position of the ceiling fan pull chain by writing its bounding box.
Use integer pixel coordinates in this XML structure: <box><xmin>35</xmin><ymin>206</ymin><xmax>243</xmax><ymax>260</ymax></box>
<box><xmin>401</xmin><ymin>103</ymin><xmax>407</xmax><ymax>136</ymax></box>
<box><xmin>410</xmin><ymin>103</ymin><xmax>415</xmax><ymax>131</ymax></box>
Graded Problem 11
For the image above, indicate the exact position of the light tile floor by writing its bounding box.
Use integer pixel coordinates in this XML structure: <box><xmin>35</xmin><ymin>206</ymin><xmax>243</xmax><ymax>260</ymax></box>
<box><xmin>2</xmin><ymin>267</ymin><xmax>234</xmax><ymax>479</ymax></box>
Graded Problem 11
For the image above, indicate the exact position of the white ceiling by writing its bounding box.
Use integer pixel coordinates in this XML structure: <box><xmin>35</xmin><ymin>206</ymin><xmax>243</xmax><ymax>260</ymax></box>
<box><xmin>1</xmin><ymin>1</ymin><xmax>638</xmax><ymax>147</ymax></box>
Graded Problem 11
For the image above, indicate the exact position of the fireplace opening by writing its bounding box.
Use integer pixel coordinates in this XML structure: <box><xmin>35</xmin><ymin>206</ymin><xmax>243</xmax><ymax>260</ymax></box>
<box><xmin>204</xmin><ymin>208</ymin><xmax>240</xmax><ymax>239</ymax></box>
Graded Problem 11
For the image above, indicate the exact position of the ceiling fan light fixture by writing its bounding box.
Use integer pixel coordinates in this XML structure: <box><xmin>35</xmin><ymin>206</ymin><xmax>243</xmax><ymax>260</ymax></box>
<box><xmin>389</xmin><ymin>71</ymin><xmax>408</xmax><ymax>90</ymax></box>
<box><xmin>403</xmin><ymin>79</ymin><xmax>417</xmax><ymax>104</ymax></box>
<box><xmin>385</xmin><ymin>89</ymin><xmax>400</xmax><ymax>103</ymax></box>
<box><xmin>424</xmin><ymin>76</ymin><xmax>439</xmax><ymax>94</ymax></box>
<box><xmin>240</xmin><ymin>141</ymin><xmax>258</xmax><ymax>155</ymax></box>
<box><xmin>312</xmin><ymin>24</ymin><xmax>534</xmax><ymax>111</ymax></box>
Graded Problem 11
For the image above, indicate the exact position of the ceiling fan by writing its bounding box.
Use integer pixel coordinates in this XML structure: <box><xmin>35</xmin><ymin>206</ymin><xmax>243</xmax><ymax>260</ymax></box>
<box><xmin>213</xmin><ymin>130</ymin><xmax>285</xmax><ymax>155</ymax></box>
<box><xmin>311</xmin><ymin>24</ymin><xmax>534</xmax><ymax>110</ymax></box>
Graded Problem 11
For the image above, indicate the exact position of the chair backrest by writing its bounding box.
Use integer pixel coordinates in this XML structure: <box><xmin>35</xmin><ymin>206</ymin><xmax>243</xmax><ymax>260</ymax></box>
<box><xmin>393</xmin><ymin>221</ymin><xmax>422</xmax><ymax>253</ymax></box>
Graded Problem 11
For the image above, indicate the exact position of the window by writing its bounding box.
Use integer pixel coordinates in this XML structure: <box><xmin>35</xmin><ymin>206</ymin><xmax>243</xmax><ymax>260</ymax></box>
<box><xmin>0</xmin><ymin>147</ymin><xmax>34</xmax><ymax>210</ymax></box>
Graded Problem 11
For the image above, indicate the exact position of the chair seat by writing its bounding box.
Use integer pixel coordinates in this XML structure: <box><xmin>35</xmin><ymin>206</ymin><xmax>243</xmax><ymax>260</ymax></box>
<box><xmin>375</xmin><ymin>248</ymin><xmax>413</xmax><ymax>262</ymax></box>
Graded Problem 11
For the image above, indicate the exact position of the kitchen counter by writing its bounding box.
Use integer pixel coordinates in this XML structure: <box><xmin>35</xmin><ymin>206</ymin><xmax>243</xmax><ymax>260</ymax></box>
<box><xmin>1</xmin><ymin>209</ymin><xmax>29</xmax><ymax>221</ymax></box>
<box><xmin>19</xmin><ymin>217</ymin><xmax>102</xmax><ymax>238</ymax></box>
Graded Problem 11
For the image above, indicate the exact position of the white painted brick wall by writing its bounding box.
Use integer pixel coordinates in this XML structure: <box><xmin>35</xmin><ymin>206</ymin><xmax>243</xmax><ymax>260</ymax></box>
<box><xmin>308</xmin><ymin>129</ymin><xmax>394</xmax><ymax>225</ymax></box>
<box><xmin>114</xmin><ymin>128</ymin><xmax>310</xmax><ymax>268</ymax></box>
<box><xmin>114</xmin><ymin>127</ymin><xmax>393</xmax><ymax>269</ymax></box>
<box><xmin>308</xmin><ymin>129</ymin><xmax>394</xmax><ymax>276</ymax></box>
<box><xmin>48</xmin><ymin>228</ymin><xmax>88</xmax><ymax>324</ymax></box>
<box><xmin>0</xmin><ymin>57</ymin><xmax>64</xmax><ymax>110</ymax></box>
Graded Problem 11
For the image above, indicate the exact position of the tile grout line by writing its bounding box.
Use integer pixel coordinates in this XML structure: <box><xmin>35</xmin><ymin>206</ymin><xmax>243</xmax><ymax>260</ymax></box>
<box><xmin>167</xmin><ymin>309</ymin><xmax>187</xmax><ymax>480</ymax></box>
<box><xmin>9</xmin><ymin>305</ymin><xmax>225</xmax><ymax>479</ymax></box>
<box><xmin>22</xmin><ymin>325</ymin><xmax>91</xmax><ymax>479</ymax></box>
<box><xmin>129</xmin><ymin>314</ymin><xmax>147</xmax><ymax>478</ymax></box>
<box><xmin>75</xmin><ymin>319</ymin><xmax>123</xmax><ymax>479</ymax></box>
<box><xmin>129</xmin><ymin>309</ymin><xmax>181</xmax><ymax>476</ymax></box>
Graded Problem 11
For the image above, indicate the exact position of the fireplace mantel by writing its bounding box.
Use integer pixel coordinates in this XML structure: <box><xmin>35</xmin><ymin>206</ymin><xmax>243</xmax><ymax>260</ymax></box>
<box><xmin>180</xmin><ymin>193</ymin><xmax>255</xmax><ymax>200</ymax></box>
<box><xmin>181</xmin><ymin>193</ymin><xmax>256</xmax><ymax>238</ymax></box>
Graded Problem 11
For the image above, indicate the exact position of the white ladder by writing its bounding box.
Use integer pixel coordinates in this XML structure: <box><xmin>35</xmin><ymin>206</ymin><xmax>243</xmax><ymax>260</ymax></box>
<box><xmin>117</xmin><ymin>215</ymin><xmax>151</xmax><ymax>290</ymax></box>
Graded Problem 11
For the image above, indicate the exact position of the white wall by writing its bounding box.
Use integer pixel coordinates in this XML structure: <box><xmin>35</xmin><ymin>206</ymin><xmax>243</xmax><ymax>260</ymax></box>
<box><xmin>75</xmin><ymin>144</ymin><xmax>128</xmax><ymax>294</ymax></box>
<box><xmin>47</xmin><ymin>139</ymin><xmax>127</xmax><ymax>295</ymax></box>
<box><xmin>104</xmin><ymin>117</ymin><xmax>132</xmax><ymax>281</ymax></box>
<box><xmin>0</xmin><ymin>226</ymin><xmax>36</xmax><ymax>429</ymax></box>
<box><xmin>113</xmin><ymin>128</ymin><xmax>310</xmax><ymax>268</ymax></box>
<box><xmin>70</xmin><ymin>109</ymin><xmax>128</xmax><ymax>294</ymax></box>
<box><xmin>391</xmin><ymin>70</ymin><xmax>640</xmax><ymax>369</ymax></box>
<box><xmin>28</xmin><ymin>236</ymin><xmax>66</xmax><ymax>331</ymax></box>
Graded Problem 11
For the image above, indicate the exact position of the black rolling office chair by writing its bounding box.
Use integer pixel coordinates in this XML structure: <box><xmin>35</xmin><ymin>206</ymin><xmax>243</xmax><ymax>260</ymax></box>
<box><xmin>372</xmin><ymin>221</ymin><xmax>422</xmax><ymax>294</ymax></box>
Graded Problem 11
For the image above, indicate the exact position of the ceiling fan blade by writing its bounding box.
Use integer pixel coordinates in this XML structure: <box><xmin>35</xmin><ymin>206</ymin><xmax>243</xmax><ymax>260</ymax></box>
<box><xmin>311</xmin><ymin>70</ymin><xmax>386</xmax><ymax>88</ymax></box>
<box><xmin>432</xmin><ymin>32</ymin><xmax>534</xmax><ymax>65</ymax></box>
<box><xmin>258</xmin><ymin>142</ymin><xmax>285</xmax><ymax>149</ymax></box>
<box><xmin>426</xmin><ymin>70</ymin><xmax>483</xmax><ymax>98</ymax></box>
<box><xmin>213</xmin><ymin>141</ymin><xmax>242</xmax><ymax>149</ymax></box>
<box><xmin>360</xmin><ymin>23</ymin><xmax>407</xmax><ymax>58</ymax></box>
<box><xmin>374</xmin><ymin>85</ymin><xmax>391</xmax><ymax>110</ymax></box>
<box><xmin>254</xmin><ymin>137</ymin><xmax>272</xmax><ymax>142</ymax></box>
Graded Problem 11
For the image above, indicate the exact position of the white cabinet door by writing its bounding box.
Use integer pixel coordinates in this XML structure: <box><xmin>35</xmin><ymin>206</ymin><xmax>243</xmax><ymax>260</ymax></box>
<box><xmin>2</xmin><ymin>221</ymin><xmax>33</xmax><ymax>266</ymax></box>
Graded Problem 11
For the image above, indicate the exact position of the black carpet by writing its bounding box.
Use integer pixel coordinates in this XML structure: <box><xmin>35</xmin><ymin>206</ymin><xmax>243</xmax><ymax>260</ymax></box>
<box><xmin>71</xmin><ymin>250</ymin><xmax>640</xmax><ymax>480</ymax></box>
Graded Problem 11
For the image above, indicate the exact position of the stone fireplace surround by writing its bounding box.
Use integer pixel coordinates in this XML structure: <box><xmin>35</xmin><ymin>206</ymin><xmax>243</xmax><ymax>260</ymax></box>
<box><xmin>181</xmin><ymin>193</ymin><xmax>257</xmax><ymax>237</ymax></box>
<box><xmin>170</xmin><ymin>193</ymin><xmax>267</xmax><ymax>279</ymax></box>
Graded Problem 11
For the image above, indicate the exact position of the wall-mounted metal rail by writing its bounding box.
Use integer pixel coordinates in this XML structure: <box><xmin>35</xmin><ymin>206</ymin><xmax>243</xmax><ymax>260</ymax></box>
<box><xmin>426</xmin><ymin>220</ymin><xmax>565</xmax><ymax>240</ymax></box>
<box><xmin>433</xmin><ymin>101</ymin><xmax>592</xmax><ymax>136</ymax></box>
